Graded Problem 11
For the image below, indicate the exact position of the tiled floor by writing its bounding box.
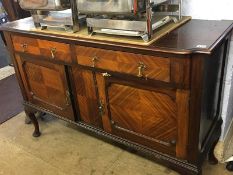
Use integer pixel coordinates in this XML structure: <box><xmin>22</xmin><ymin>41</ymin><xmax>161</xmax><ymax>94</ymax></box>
<box><xmin>0</xmin><ymin>112</ymin><xmax>232</xmax><ymax>175</ymax></box>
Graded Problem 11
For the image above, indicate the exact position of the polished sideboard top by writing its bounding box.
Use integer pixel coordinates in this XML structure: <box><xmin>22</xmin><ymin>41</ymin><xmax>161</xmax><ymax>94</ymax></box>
<box><xmin>1</xmin><ymin>17</ymin><xmax>233</xmax><ymax>55</ymax></box>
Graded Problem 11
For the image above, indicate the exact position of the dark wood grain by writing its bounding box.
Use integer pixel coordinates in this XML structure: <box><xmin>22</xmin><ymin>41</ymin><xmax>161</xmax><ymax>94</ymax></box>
<box><xmin>170</xmin><ymin>58</ymin><xmax>191</xmax><ymax>89</ymax></box>
<box><xmin>72</xmin><ymin>67</ymin><xmax>102</xmax><ymax>128</ymax></box>
<box><xmin>24</xmin><ymin>106</ymin><xmax>41</xmax><ymax>137</ymax></box>
<box><xmin>176</xmin><ymin>90</ymin><xmax>189</xmax><ymax>159</ymax></box>
<box><xmin>95</xmin><ymin>73</ymin><xmax>112</xmax><ymax>133</ymax></box>
<box><xmin>1</xmin><ymin>18</ymin><xmax>232</xmax><ymax>55</ymax></box>
<box><xmin>153</xmin><ymin>20</ymin><xmax>233</xmax><ymax>54</ymax></box>
<box><xmin>188</xmin><ymin>55</ymin><xmax>204</xmax><ymax>163</ymax></box>
<box><xmin>15</xmin><ymin>54</ymin><xmax>75</xmax><ymax>120</ymax></box>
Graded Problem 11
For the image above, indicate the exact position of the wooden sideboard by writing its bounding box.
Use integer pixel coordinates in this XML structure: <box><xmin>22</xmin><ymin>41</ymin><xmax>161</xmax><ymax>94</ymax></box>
<box><xmin>1</xmin><ymin>18</ymin><xmax>233</xmax><ymax>175</ymax></box>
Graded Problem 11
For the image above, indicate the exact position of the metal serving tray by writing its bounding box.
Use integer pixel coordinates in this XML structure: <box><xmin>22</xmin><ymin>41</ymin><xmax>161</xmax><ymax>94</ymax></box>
<box><xmin>77</xmin><ymin>0</ymin><xmax>169</xmax><ymax>14</ymax></box>
<box><xmin>19</xmin><ymin>0</ymin><xmax>70</xmax><ymax>11</ymax></box>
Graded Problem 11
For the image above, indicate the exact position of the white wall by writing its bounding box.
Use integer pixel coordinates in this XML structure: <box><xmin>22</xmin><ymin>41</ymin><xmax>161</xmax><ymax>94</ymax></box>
<box><xmin>182</xmin><ymin>0</ymin><xmax>233</xmax><ymax>20</ymax></box>
<box><xmin>182</xmin><ymin>0</ymin><xmax>233</xmax><ymax>140</ymax></box>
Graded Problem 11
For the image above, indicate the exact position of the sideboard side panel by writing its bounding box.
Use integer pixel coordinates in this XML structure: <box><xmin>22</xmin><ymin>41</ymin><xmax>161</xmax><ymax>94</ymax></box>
<box><xmin>3</xmin><ymin>32</ymin><xmax>28</xmax><ymax>100</ymax></box>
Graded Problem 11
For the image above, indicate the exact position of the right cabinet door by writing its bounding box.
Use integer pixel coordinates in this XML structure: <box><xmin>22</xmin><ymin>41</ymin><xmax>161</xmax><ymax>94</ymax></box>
<box><xmin>96</xmin><ymin>72</ymin><xmax>189</xmax><ymax>158</ymax></box>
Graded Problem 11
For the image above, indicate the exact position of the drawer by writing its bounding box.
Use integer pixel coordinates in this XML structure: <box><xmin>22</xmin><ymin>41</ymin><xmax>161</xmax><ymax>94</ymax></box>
<box><xmin>12</xmin><ymin>35</ymin><xmax>72</xmax><ymax>63</ymax></box>
<box><xmin>76</xmin><ymin>46</ymin><xmax>171</xmax><ymax>82</ymax></box>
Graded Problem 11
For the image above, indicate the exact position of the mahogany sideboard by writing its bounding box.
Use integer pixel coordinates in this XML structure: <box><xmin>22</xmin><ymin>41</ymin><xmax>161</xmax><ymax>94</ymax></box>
<box><xmin>1</xmin><ymin>18</ymin><xmax>233</xmax><ymax>175</ymax></box>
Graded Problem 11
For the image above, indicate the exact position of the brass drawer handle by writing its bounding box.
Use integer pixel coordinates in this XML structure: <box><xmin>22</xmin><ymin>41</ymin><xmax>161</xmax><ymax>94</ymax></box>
<box><xmin>137</xmin><ymin>62</ymin><xmax>147</xmax><ymax>78</ymax></box>
<box><xmin>91</xmin><ymin>55</ymin><xmax>99</xmax><ymax>67</ymax></box>
<box><xmin>65</xmin><ymin>90</ymin><xmax>71</xmax><ymax>106</ymax></box>
<box><xmin>20</xmin><ymin>43</ymin><xmax>28</xmax><ymax>52</ymax></box>
<box><xmin>50</xmin><ymin>47</ymin><xmax>56</xmax><ymax>59</ymax></box>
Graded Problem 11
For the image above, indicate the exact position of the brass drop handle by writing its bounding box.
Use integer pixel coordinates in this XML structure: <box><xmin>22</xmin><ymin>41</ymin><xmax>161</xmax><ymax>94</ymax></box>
<box><xmin>50</xmin><ymin>47</ymin><xmax>56</xmax><ymax>59</ymax></box>
<box><xmin>91</xmin><ymin>55</ymin><xmax>99</xmax><ymax>67</ymax></box>
<box><xmin>137</xmin><ymin>62</ymin><xmax>146</xmax><ymax>78</ymax></box>
<box><xmin>20</xmin><ymin>43</ymin><xmax>28</xmax><ymax>52</ymax></box>
<box><xmin>65</xmin><ymin>90</ymin><xmax>71</xmax><ymax>106</ymax></box>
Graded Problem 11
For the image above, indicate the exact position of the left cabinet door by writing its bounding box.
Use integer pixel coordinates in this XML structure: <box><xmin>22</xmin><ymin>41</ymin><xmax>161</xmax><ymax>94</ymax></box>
<box><xmin>15</xmin><ymin>54</ymin><xmax>75</xmax><ymax>121</ymax></box>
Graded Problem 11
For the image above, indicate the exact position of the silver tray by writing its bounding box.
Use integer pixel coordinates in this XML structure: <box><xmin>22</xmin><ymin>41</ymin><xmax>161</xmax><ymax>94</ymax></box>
<box><xmin>19</xmin><ymin>0</ymin><xmax>70</xmax><ymax>10</ymax></box>
<box><xmin>77</xmin><ymin>0</ymin><xmax>169</xmax><ymax>14</ymax></box>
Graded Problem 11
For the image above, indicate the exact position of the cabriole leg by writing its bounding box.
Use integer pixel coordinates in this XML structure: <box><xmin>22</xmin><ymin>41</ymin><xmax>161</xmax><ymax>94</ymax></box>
<box><xmin>208</xmin><ymin>120</ymin><xmax>222</xmax><ymax>165</ymax></box>
<box><xmin>25</xmin><ymin>107</ymin><xmax>41</xmax><ymax>137</ymax></box>
<box><xmin>208</xmin><ymin>140</ymin><xmax>218</xmax><ymax>164</ymax></box>
<box><xmin>208</xmin><ymin>131</ymin><xmax>222</xmax><ymax>165</ymax></box>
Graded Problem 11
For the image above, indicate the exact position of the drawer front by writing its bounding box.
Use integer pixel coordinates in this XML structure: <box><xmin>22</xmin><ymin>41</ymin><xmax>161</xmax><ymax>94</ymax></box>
<box><xmin>12</xmin><ymin>35</ymin><xmax>72</xmax><ymax>63</ymax></box>
<box><xmin>76</xmin><ymin>46</ymin><xmax>171</xmax><ymax>82</ymax></box>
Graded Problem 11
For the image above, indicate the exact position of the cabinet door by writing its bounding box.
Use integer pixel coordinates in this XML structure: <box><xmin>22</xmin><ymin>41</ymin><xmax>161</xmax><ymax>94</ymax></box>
<box><xmin>71</xmin><ymin>67</ymin><xmax>102</xmax><ymax>128</ymax></box>
<box><xmin>15</xmin><ymin>54</ymin><xmax>75</xmax><ymax>121</ymax></box>
<box><xmin>96</xmin><ymin>72</ymin><xmax>189</xmax><ymax>158</ymax></box>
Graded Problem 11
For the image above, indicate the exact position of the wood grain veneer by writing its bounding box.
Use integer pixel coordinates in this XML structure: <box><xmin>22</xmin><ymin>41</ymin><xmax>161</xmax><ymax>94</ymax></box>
<box><xmin>76</xmin><ymin>45</ymin><xmax>171</xmax><ymax>82</ymax></box>
<box><xmin>12</xmin><ymin>35</ymin><xmax>72</xmax><ymax>63</ymax></box>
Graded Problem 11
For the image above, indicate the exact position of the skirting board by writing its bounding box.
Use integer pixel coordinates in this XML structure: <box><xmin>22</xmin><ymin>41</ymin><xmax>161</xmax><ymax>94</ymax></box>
<box><xmin>215</xmin><ymin>118</ymin><xmax>233</xmax><ymax>163</ymax></box>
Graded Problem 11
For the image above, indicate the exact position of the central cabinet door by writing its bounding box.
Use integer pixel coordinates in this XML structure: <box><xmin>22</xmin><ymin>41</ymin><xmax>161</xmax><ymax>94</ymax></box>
<box><xmin>72</xmin><ymin>67</ymin><xmax>103</xmax><ymax>128</ymax></box>
<box><xmin>15</xmin><ymin>54</ymin><xmax>75</xmax><ymax>121</ymax></box>
<box><xmin>96</xmin><ymin>72</ymin><xmax>189</xmax><ymax>158</ymax></box>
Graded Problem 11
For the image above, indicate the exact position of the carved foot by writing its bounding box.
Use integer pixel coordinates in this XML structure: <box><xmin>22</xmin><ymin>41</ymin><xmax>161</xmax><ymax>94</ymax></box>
<box><xmin>226</xmin><ymin>161</ymin><xmax>233</xmax><ymax>171</ymax></box>
<box><xmin>25</xmin><ymin>107</ymin><xmax>41</xmax><ymax>137</ymax></box>
<box><xmin>32</xmin><ymin>130</ymin><xmax>41</xmax><ymax>137</ymax></box>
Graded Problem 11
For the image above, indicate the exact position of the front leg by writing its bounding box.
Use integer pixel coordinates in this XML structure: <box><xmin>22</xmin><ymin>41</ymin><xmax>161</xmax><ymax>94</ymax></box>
<box><xmin>208</xmin><ymin>140</ymin><xmax>219</xmax><ymax>164</ymax></box>
<box><xmin>25</xmin><ymin>107</ymin><xmax>41</xmax><ymax>137</ymax></box>
<box><xmin>208</xmin><ymin>123</ymin><xmax>221</xmax><ymax>165</ymax></box>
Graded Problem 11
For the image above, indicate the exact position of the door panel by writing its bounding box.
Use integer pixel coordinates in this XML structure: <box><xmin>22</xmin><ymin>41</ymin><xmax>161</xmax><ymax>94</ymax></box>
<box><xmin>15</xmin><ymin>54</ymin><xmax>74</xmax><ymax>121</ymax></box>
<box><xmin>72</xmin><ymin>68</ymin><xmax>102</xmax><ymax>128</ymax></box>
<box><xmin>109</xmin><ymin>84</ymin><xmax>177</xmax><ymax>142</ymax></box>
<box><xmin>96</xmin><ymin>72</ymin><xmax>189</xmax><ymax>158</ymax></box>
